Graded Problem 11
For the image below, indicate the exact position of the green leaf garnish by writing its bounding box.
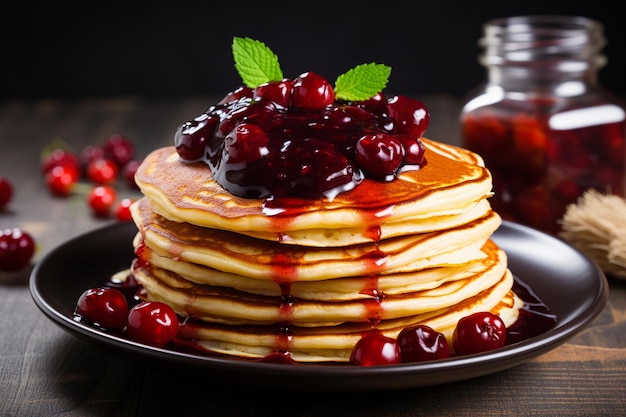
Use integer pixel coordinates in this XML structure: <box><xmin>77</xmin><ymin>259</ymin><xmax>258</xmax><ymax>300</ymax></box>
<box><xmin>232</xmin><ymin>37</ymin><xmax>284</xmax><ymax>88</ymax></box>
<box><xmin>334</xmin><ymin>63</ymin><xmax>391</xmax><ymax>101</ymax></box>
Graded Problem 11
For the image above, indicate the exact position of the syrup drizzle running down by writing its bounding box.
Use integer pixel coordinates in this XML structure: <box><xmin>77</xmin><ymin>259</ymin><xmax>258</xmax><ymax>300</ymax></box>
<box><xmin>116</xmin><ymin>229</ymin><xmax>559</xmax><ymax>364</ymax></box>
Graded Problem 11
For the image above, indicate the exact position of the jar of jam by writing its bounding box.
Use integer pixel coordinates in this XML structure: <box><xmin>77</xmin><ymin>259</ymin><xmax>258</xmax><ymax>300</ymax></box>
<box><xmin>460</xmin><ymin>15</ymin><xmax>626</xmax><ymax>235</ymax></box>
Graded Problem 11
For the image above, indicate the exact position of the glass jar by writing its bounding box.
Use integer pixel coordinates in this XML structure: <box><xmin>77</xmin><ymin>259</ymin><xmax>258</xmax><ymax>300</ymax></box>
<box><xmin>460</xmin><ymin>15</ymin><xmax>626</xmax><ymax>235</ymax></box>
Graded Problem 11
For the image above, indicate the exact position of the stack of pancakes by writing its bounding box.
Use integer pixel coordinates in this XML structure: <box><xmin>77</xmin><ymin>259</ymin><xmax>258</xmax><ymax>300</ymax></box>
<box><xmin>129</xmin><ymin>138</ymin><xmax>522</xmax><ymax>362</ymax></box>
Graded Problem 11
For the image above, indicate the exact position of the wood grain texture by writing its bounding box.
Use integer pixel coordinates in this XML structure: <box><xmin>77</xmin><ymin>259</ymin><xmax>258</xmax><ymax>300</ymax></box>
<box><xmin>0</xmin><ymin>97</ymin><xmax>624</xmax><ymax>416</ymax></box>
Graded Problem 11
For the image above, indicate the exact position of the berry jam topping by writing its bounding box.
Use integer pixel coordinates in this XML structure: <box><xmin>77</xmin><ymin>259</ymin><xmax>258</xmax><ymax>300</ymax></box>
<box><xmin>174</xmin><ymin>37</ymin><xmax>429</xmax><ymax>199</ymax></box>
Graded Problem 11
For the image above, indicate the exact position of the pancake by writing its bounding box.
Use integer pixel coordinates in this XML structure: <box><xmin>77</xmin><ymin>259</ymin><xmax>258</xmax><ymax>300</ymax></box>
<box><xmin>132</xmin><ymin>196</ymin><xmax>501</xmax><ymax>281</ymax></box>
<box><xmin>171</xmin><ymin>274</ymin><xmax>522</xmax><ymax>362</ymax></box>
<box><xmin>135</xmin><ymin>138</ymin><xmax>494</xmax><ymax>247</ymax></box>
<box><xmin>132</xmin><ymin>237</ymin><xmax>509</xmax><ymax>325</ymax></box>
<box><xmin>135</xmin><ymin>235</ymin><xmax>503</xmax><ymax>301</ymax></box>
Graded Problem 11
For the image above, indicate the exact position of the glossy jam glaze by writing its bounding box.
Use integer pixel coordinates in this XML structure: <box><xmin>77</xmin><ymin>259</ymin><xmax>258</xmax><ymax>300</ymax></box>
<box><xmin>174</xmin><ymin>81</ymin><xmax>429</xmax><ymax>200</ymax></box>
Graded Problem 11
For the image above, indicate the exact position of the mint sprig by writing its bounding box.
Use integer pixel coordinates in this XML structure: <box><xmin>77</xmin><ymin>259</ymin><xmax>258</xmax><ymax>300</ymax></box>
<box><xmin>334</xmin><ymin>63</ymin><xmax>391</xmax><ymax>101</ymax></box>
<box><xmin>231</xmin><ymin>37</ymin><xmax>391</xmax><ymax>101</ymax></box>
<box><xmin>232</xmin><ymin>37</ymin><xmax>283</xmax><ymax>88</ymax></box>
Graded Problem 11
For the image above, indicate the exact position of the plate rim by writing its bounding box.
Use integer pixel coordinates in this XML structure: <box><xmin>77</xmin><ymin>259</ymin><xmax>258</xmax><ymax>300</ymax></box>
<box><xmin>28</xmin><ymin>220</ymin><xmax>609</xmax><ymax>391</ymax></box>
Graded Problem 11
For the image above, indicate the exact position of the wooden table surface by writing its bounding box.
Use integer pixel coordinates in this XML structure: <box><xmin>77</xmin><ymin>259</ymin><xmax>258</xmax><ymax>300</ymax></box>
<box><xmin>1</xmin><ymin>96</ymin><xmax>625</xmax><ymax>416</ymax></box>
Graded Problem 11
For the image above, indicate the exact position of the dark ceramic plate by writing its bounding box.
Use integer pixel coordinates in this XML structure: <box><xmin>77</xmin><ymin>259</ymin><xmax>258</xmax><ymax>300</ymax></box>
<box><xmin>29</xmin><ymin>221</ymin><xmax>608</xmax><ymax>392</ymax></box>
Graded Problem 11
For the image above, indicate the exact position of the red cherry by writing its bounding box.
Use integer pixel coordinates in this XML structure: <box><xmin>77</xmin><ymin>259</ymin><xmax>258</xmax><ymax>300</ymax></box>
<box><xmin>291</xmin><ymin>72</ymin><xmax>335</xmax><ymax>110</ymax></box>
<box><xmin>126</xmin><ymin>301</ymin><xmax>179</xmax><ymax>348</ymax></box>
<box><xmin>222</xmin><ymin>123</ymin><xmax>270</xmax><ymax>165</ymax></box>
<box><xmin>87</xmin><ymin>158</ymin><xmax>118</xmax><ymax>185</ymax></box>
<box><xmin>0</xmin><ymin>228</ymin><xmax>35</xmax><ymax>271</ymax></box>
<box><xmin>397</xmin><ymin>324</ymin><xmax>450</xmax><ymax>362</ymax></box>
<box><xmin>350</xmin><ymin>331</ymin><xmax>401</xmax><ymax>366</ymax></box>
<box><xmin>41</xmin><ymin>147</ymin><xmax>80</xmax><ymax>175</ymax></box>
<box><xmin>122</xmin><ymin>159</ymin><xmax>142</xmax><ymax>190</ymax></box>
<box><xmin>75</xmin><ymin>287</ymin><xmax>129</xmax><ymax>329</ymax></box>
<box><xmin>45</xmin><ymin>164</ymin><xmax>79</xmax><ymax>197</ymax></box>
<box><xmin>254</xmin><ymin>79</ymin><xmax>294</xmax><ymax>108</ymax></box>
<box><xmin>0</xmin><ymin>177</ymin><xmax>13</xmax><ymax>210</ymax></box>
<box><xmin>218</xmin><ymin>86</ymin><xmax>254</xmax><ymax>105</ymax></box>
<box><xmin>356</xmin><ymin>92</ymin><xmax>388</xmax><ymax>115</ymax></box>
<box><xmin>115</xmin><ymin>198</ymin><xmax>134</xmax><ymax>222</ymax></box>
<box><xmin>386</xmin><ymin>95</ymin><xmax>430</xmax><ymax>138</ymax></box>
<box><xmin>396</xmin><ymin>134</ymin><xmax>427</xmax><ymax>166</ymax></box>
<box><xmin>175</xmin><ymin>114</ymin><xmax>219</xmax><ymax>161</ymax></box>
<box><xmin>354</xmin><ymin>133</ymin><xmax>404</xmax><ymax>179</ymax></box>
<box><xmin>453</xmin><ymin>312</ymin><xmax>507</xmax><ymax>355</ymax></box>
<box><xmin>80</xmin><ymin>145</ymin><xmax>106</xmax><ymax>172</ymax></box>
<box><xmin>103</xmin><ymin>134</ymin><xmax>135</xmax><ymax>167</ymax></box>
<box><xmin>87</xmin><ymin>185</ymin><xmax>117</xmax><ymax>218</ymax></box>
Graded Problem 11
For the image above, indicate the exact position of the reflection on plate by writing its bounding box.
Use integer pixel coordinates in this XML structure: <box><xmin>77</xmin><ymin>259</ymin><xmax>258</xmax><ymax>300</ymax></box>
<box><xmin>29</xmin><ymin>221</ymin><xmax>608</xmax><ymax>392</ymax></box>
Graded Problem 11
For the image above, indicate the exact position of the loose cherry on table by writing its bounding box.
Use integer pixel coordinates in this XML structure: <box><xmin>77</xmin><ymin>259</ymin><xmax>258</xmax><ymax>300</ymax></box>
<box><xmin>0</xmin><ymin>177</ymin><xmax>13</xmax><ymax>210</ymax></box>
<box><xmin>45</xmin><ymin>164</ymin><xmax>80</xmax><ymax>197</ymax></box>
<box><xmin>87</xmin><ymin>185</ymin><xmax>117</xmax><ymax>218</ymax></box>
<box><xmin>86</xmin><ymin>158</ymin><xmax>119</xmax><ymax>185</ymax></box>
<box><xmin>115</xmin><ymin>198</ymin><xmax>135</xmax><ymax>222</ymax></box>
<box><xmin>0</xmin><ymin>228</ymin><xmax>35</xmax><ymax>271</ymax></box>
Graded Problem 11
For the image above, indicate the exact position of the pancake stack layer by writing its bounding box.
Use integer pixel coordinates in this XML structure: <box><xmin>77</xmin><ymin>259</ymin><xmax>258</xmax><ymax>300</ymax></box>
<box><xmin>128</xmin><ymin>138</ymin><xmax>522</xmax><ymax>363</ymax></box>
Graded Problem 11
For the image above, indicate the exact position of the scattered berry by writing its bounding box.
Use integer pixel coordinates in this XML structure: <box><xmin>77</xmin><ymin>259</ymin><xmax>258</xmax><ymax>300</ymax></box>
<box><xmin>122</xmin><ymin>159</ymin><xmax>142</xmax><ymax>190</ymax></box>
<box><xmin>126</xmin><ymin>301</ymin><xmax>179</xmax><ymax>348</ymax></box>
<box><xmin>87</xmin><ymin>185</ymin><xmax>117</xmax><ymax>218</ymax></box>
<box><xmin>41</xmin><ymin>147</ymin><xmax>80</xmax><ymax>175</ymax></box>
<box><xmin>0</xmin><ymin>228</ymin><xmax>35</xmax><ymax>271</ymax></box>
<box><xmin>115</xmin><ymin>198</ymin><xmax>134</xmax><ymax>221</ymax></box>
<box><xmin>0</xmin><ymin>177</ymin><xmax>13</xmax><ymax>210</ymax></box>
<box><xmin>103</xmin><ymin>134</ymin><xmax>135</xmax><ymax>168</ymax></box>
<box><xmin>45</xmin><ymin>164</ymin><xmax>79</xmax><ymax>197</ymax></box>
<box><xmin>350</xmin><ymin>331</ymin><xmax>401</xmax><ymax>366</ymax></box>
<box><xmin>453</xmin><ymin>312</ymin><xmax>507</xmax><ymax>355</ymax></box>
<box><xmin>75</xmin><ymin>287</ymin><xmax>129</xmax><ymax>329</ymax></box>
<box><xmin>87</xmin><ymin>158</ymin><xmax>119</xmax><ymax>185</ymax></box>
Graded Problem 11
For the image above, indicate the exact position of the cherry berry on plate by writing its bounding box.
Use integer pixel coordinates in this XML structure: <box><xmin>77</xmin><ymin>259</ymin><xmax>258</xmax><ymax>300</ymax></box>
<box><xmin>453</xmin><ymin>311</ymin><xmax>507</xmax><ymax>355</ymax></box>
<box><xmin>75</xmin><ymin>287</ymin><xmax>129</xmax><ymax>330</ymax></box>
<box><xmin>397</xmin><ymin>324</ymin><xmax>450</xmax><ymax>363</ymax></box>
<box><xmin>350</xmin><ymin>331</ymin><xmax>401</xmax><ymax>366</ymax></box>
<box><xmin>126</xmin><ymin>301</ymin><xmax>179</xmax><ymax>348</ymax></box>
<box><xmin>0</xmin><ymin>176</ymin><xmax>13</xmax><ymax>210</ymax></box>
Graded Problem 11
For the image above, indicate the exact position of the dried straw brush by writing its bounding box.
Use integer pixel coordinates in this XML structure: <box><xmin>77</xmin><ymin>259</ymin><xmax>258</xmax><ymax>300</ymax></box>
<box><xmin>559</xmin><ymin>189</ymin><xmax>626</xmax><ymax>279</ymax></box>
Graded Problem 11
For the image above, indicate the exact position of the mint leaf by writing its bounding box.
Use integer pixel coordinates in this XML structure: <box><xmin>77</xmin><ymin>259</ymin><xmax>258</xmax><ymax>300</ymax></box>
<box><xmin>232</xmin><ymin>37</ymin><xmax>284</xmax><ymax>88</ymax></box>
<box><xmin>334</xmin><ymin>63</ymin><xmax>391</xmax><ymax>101</ymax></box>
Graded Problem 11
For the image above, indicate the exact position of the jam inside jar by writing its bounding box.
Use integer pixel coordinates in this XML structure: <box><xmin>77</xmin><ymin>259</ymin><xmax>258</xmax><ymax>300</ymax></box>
<box><xmin>460</xmin><ymin>15</ymin><xmax>626</xmax><ymax>234</ymax></box>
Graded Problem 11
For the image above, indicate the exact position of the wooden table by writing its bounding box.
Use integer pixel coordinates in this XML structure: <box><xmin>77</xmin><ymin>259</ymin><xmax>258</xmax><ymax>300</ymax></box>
<box><xmin>1</xmin><ymin>96</ymin><xmax>625</xmax><ymax>416</ymax></box>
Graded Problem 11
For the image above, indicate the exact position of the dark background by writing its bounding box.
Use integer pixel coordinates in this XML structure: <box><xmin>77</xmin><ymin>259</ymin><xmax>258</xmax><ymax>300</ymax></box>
<box><xmin>2</xmin><ymin>0</ymin><xmax>625</xmax><ymax>100</ymax></box>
